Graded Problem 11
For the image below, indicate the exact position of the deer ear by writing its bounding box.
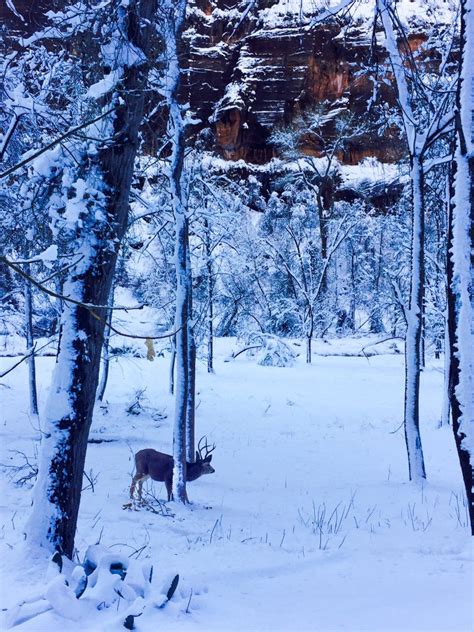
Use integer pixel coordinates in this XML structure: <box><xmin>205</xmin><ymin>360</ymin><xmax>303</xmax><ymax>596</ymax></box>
<box><xmin>196</xmin><ymin>451</ymin><xmax>200</xmax><ymax>462</ymax></box>
<box><xmin>207</xmin><ymin>455</ymin><xmax>213</xmax><ymax>462</ymax></box>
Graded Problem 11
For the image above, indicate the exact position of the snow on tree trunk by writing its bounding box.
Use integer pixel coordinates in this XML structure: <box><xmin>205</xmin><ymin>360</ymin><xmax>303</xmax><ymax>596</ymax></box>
<box><xmin>169</xmin><ymin>336</ymin><xmax>176</xmax><ymax>395</ymax></box>
<box><xmin>97</xmin><ymin>290</ymin><xmax>114</xmax><ymax>403</ymax></box>
<box><xmin>403</xmin><ymin>155</ymin><xmax>427</xmax><ymax>481</ymax></box>
<box><xmin>447</xmin><ymin>0</ymin><xmax>474</xmax><ymax>534</ymax></box>
<box><xmin>165</xmin><ymin>0</ymin><xmax>190</xmax><ymax>503</ymax></box>
<box><xmin>173</xmin><ymin>215</ymin><xmax>189</xmax><ymax>502</ymax></box>
<box><xmin>25</xmin><ymin>0</ymin><xmax>158</xmax><ymax>557</ymax></box>
<box><xmin>185</xmin><ymin>241</ymin><xmax>196</xmax><ymax>463</ymax></box>
<box><xmin>205</xmin><ymin>218</ymin><xmax>215</xmax><ymax>374</ymax></box>
<box><xmin>186</xmin><ymin>317</ymin><xmax>196</xmax><ymax>463</ymax></box>
<box><xmin>306</xmin><ymin>333</ymin><xmax>312</xmax><ymax>364</ymax></box>
<box><xmin>441</xmin><ymin>316</ymin><xmax>452</xmax><ymax>426</ymax></box>
<box><xmin>24</xmin><ymin>263</ymin><xmax>38</xmax><ymax>417</ymax></box>
<box><xmin>377</xmin><ymin>0</ymin><xmax>426</xmax><ymax>482</ymax></box>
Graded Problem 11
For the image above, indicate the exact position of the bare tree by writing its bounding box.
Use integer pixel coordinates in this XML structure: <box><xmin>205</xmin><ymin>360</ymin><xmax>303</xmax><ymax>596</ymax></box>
<box><xmin>163</xmin><ymin>0</ymin><xmax>191</xmax><ymax>502</ymax></box>
<box><xmin>376</xmin><ymin>0</ymin><xmax>455</xmax><ymax>482</ymax></box>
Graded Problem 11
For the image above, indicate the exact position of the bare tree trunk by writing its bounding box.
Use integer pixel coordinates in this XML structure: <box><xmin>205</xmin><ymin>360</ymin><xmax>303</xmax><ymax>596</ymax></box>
<box><xmin>186</xmin><ymin>314</ymin><xmax>196</xmax><ymax>463</ymax></box>
<box><xmin>25</xmin><ymin>0</ymin><xmax>157</xmax><ymax>557</ymax></box>
<box><xmin>306</xmin><ymin>316</ymin><xmax>313</xmax><ymax>364</ymax></box>
<box><xmin>173</xmin><ymin>214</ymin><xmax>189</xmax><ymax>502</ymax></box>
<box><xmin>97</xmin><ymin>288</ymin><xmax>114</xmax><ymax>403</ymax></box>
<box><xmin>169</xmin><ymin>335</ymin><xmax>176</xmax><ymax>395</ymax></box>
<box><xmin>447</xmin><ymin>0</ymin><xmax>474</xmax><ymax>534</ymax></box>
<box><xmin>376</xmin><ymin>0</ymin><xmax>427</xmax><ymax>482</ymax></box>
<box><xmin>24</xmin><ymin>262</ymin><xmax>38</xmax><ymax>417</ymax></box>
<box><xmin>441</xmin><ymin>315</ymin><xmax>452</xmax><ymax>426</ymax></box>
<box><xmin>186</xmin><ymin>241</ymin><xmax>196</xmax><ymax>462</ymax></box>
<box><xmin>441</xmin><ymin>173</ymin><xmax>454</xmax><ymax>427</ymax></box>
<box><xmin>204</xmin><ymin>218</ymin><xmax>214</xmax><ymax>373</ymax></box>
<box><xmin>403</xmin><ymin>155</ymin><xmax>427</xmax><ymax>481</ymax></box>
<box><xmin>370</xmin><ymin>229</ymin><xmax>384</xmax><ymax>333</ymax></box>
<box><xmin>167</xmin><ymin>0</ymin><xmax>190</xmax><ymax>503</ymax></box>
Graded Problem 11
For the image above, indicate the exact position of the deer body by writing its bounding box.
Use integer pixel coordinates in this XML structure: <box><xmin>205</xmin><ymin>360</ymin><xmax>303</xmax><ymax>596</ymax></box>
<box><xmin>130</xmin><ymin>438</ymin><xmax>215</xmax><ymax>502</ymax></box>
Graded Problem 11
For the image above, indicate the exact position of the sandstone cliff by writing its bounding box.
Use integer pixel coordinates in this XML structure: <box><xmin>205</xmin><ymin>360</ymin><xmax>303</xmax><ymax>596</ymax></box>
<box><xmin>184</xmin><ymin>0</ymin><xmax>455</xmax><ymax>165</ymax></box>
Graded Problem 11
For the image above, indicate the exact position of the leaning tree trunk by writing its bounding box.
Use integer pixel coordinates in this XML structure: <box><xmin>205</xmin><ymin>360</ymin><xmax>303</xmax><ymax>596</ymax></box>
<box><xmin>26</xmin><ymin>0</ymin><xmax>157</xmax><ymax>558</ymax></box>
<box><xmin>403</xmin><ymin>154</ymin><xmax>427</xmax><ymax>481</ymax></box>
<box><xmin>447</xmin><ymin>0</ymin><xmax>474</xmax><ymax>534</ymax></box>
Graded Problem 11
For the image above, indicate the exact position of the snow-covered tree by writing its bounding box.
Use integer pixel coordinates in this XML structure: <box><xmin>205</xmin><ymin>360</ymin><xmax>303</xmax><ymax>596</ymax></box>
<box><xmin>19</xmin><ymin>0</ymin><xmax>160</xmax><ymax>557</ymax></box>
<box><xmin>447</xmin><ymin>0</ymin><xmax>474</xmax><ymax>534</ymax></box>
<box><xmin>375</xmin><ymin>0</ymin><xmax>456</xmax><ymax>482</ymax></box>
<box><xmin>162</xmin><ymin>0</ymin><xmax>192</xmax><ymax>502</ymax></box>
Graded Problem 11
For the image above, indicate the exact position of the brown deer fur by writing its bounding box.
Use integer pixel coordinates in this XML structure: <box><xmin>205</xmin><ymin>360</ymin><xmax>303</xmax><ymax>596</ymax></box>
<box><xmin>130</xmin><ymin>438</ymin><xmax>215</xmax><ymax>501</ymax></box>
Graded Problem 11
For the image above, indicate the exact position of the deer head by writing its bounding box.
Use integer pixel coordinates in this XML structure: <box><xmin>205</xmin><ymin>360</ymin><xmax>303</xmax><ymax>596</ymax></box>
<box><xmin>195</xmin><ymin>436</ymin><xmax>216</xmax><ymax>472</ymax></box>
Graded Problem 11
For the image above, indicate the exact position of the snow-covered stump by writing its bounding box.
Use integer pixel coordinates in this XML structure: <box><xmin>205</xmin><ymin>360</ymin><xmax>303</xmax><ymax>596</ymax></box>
<box><xmin>5</xmin><ymin>547</ymin><xmax>180</xmax><ymax>629</ymax></box>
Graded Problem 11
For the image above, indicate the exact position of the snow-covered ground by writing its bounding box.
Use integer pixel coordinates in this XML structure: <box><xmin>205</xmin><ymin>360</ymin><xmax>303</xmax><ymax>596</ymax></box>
<box><xmin>0</xmin><ymin>339</ymin><xmax>472</xmax><ymax>631</ymax></box>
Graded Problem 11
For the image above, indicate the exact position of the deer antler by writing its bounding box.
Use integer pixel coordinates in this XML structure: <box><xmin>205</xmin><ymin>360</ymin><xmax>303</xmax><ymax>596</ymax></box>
<box><xmin>197</xmin><ymin>436</ymin><xmax>216</xmax><ymax>460</ymax></box>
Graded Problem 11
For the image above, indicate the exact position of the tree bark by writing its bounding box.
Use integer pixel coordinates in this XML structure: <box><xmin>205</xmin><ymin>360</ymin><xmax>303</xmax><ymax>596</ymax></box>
<box><xmin>167</xmin><ymin>0</ymin><xmax>190</xmax><ymax>503</ymax></box>
<box><xmin>186</xmin><ymin>315</ymin><xmax>196</xmax><ymax>462</ymax></box>
<box><xmin>24</xmin><ymin>263</ymin><xmax>38</xmax><ymax>417</ymax></box>
<box><xmin>97</xmin><ymin>289</ymin><xmax>114</xmax><ymax>403</ymax></box>
<box><xmin>403</xmin><ymin>155</ymin><xmax>427</xmax><ymax>481</ymax></box>
<box><xmin>205</xmin><ymin>218</ymin><xmax>215</xmax><ymax>373</ymax></box>
<box><xmin>447</xmin><ymin>0</ymin><xmax>474</xmax><ymax>534</ymax></box>
<box><xmin>26</xmin><ymin>0</ymin><xmax>157</xmax><ymax>557</ymax></box>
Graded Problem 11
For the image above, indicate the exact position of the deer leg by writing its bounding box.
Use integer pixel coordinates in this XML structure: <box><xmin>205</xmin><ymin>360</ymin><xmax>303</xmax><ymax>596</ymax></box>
<box><xmin>137</xmin><ymin>475</ymin><xmax>150</xmax><ymax>501</ymax></box>
<box><xmin>131</xmin><ymin>474</ymin><xmax>149</xmax><ymax>501</ymax></box>
<box><xmin>130</xmin><ymin>474</ymin><xmax>139</xmax><ymax>500</ymax></box>
<box><xmin>165</xmin><ymin>476</ymin><xmax>173</xmax><ymax>502</ymax></box>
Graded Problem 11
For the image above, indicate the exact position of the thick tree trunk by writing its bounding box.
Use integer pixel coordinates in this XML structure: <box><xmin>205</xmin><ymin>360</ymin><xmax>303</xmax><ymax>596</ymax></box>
<box><xmin>403</xmin><ymin>155</ymin><xmax>427</xmax><ymax>481</ymax></box>
<box><xmin>447</xmin><ymin>0</ymin><xmax>474</xmax><ymax>534</ymax></box>
<box><xmin>26</xmin><ymin>0</ymin><xmax>157</xmax><ymax>557</ymax></box>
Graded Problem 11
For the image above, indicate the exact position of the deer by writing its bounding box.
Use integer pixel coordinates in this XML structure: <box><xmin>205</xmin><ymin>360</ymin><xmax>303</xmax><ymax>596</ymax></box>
<box><xmin>129</xmin><ymin>436</ymin><xmax>215</xmax><ymax>502</ymax></box>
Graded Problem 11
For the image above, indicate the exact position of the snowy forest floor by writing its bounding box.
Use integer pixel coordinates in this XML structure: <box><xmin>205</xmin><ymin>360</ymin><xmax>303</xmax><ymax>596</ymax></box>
<box><xmin>0</xmin><ymin>338</ymin><xmax>472</xmax><ymax>632</ymax></box>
